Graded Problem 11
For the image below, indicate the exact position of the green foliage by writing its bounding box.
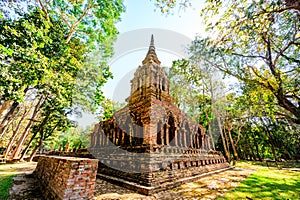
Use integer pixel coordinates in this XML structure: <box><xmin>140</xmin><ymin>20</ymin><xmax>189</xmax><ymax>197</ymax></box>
<box><xmin>155</xmin><ymin>0</ymin><xmax>300</xmax><ymax>124</ymax></box>
<box><xmin>0</xmin><ymin>9</ymin><xmax>52</xmax><ymax>102</ymax></box>
<box><xmin>0</xmin><ymin>0</ymin><xmax>125</xmax><ymax>157</ymax></box>
<box><xmin>169</xmin><ymin>59</ymin><xmax>202</xmax><ymax>116</ymax></box>
<box><xmin>193</xmin><ymin>1</ymin><xmax>300</xmax><ymax>123</ymax></box>
<box><xmin>0</xmin><ymin>8</ymin><xmax>86</xmax><ymax>143</ymax></box>
<box><xmin>97</xmin><ymin>98</ymin><xmax>126</xmax><ymax>121</ymax></box>
<box><xmin>54</xmin><ymin>126</ymin><xmax>92</xmax><ymax>150</ymax></box>
<box><xmin>42</xmin><ymin>0</ymin><xmax>125</xmax><ymax>49</ymax></box>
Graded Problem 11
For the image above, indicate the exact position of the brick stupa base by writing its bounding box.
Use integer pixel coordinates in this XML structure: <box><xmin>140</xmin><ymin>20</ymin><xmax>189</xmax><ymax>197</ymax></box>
<box><xmin>90</xmin><ymin>146</ymin><xmax>231</xmax><ymax>195</ymax></box>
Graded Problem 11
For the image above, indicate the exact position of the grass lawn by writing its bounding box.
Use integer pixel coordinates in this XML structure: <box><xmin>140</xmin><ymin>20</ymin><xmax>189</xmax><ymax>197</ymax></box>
<box><xmin>0</xmin><ymin>174</ymin><xmax>14</xmax><ymax>200</ymax></box>
<box><xmin>0</xmin><ymin>164</ymin><xmax>16</xmax><ymax>200</ymax></box>
<box><xmin>0</xmin><ymin>162</ymin><xmax>37</xmax><ymax>200</ymax></box>
<box><xmin>220</xmin><ymin>161</ymin><xmax>300</xmax><ymax>200</ymax></box>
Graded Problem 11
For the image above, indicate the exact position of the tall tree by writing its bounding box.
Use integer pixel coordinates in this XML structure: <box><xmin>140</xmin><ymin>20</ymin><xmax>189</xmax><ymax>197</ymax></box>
<box><xmin>153</xmin><ymin>0</ymin><xmax>300</xmax><ymax>124</ymax></box>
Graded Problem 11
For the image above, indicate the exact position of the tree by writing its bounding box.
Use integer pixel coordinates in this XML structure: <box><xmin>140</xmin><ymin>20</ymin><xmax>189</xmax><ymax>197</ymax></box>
<box><xmin>169</xmin><ymin>58</ymin><xmax>229</xmax><ymax>156</ymax></box>
<box><xmin>0</xmin><ymin>0</ymin><xmax>125</xmax><ymax>160</ymax></box>
<box><xmin>153</xmin><ymin>0</ymin><xmax>300</xmax><ymax>124</ymax></box>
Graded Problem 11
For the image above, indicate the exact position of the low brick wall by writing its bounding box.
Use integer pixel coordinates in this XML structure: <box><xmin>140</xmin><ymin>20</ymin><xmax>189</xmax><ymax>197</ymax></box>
<box><xmin>34</xmin><ymin>156</ymin><xmax>98</xmax><ymax>200</ymax></box>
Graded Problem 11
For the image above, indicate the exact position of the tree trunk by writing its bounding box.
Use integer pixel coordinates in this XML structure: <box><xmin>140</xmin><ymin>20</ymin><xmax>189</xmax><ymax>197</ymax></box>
<box><xmin>206</xmin><ymin>112</ymin><xmax>215</xmax><ymax>150</ymax></box>
<box><xmin>260</xmin><ymin>118</ymin><xmax>278</xmax><ymax>164</ymax></box>
<box><xmin>19</xmin><ymin>132</ymin><xmax>38</xmax><ymax>161</ymax></box>
<box><xmin>0</xmin><ymin>100</ymin><xmax>11</xmax><ymax>118</ymax></box>
<box><xmin>19</xmin><ymin>114</ymin><xmax>50</xmax><ymax>160</ymax></box>
<box><xmin>228</xmin><ymin>127</ymin><xmax>238</xmax><ymax>160</ymax></box>
<box><xmin>225</xmin><ymin>117</ymin><xmax>238</xmax><ymax>160</ymax></box>
<box><xmin>0</xmin><ymin>102</ymin><xmax>19</xmax><ymax>138</ymax></box>
<box><xmin>223</xmin><ymin>125</ymin><xmax>231</xmax><ymax>159</ymax></box>
<box><xmin>250</xmin><ymin>145</ymin><xmax>257</xmax><ymax>161</ymax></box>
<box><xmin>0</xmin><ymin>88</ymin><xmax>28</xmax><ymax>138</ymax></box>
<box><xmin>3</xmin><ymin>109</ymin><xmax>28</xmax><ymax>158</ymax></box>
<box><xmin>28</xmin><ymin>138</ymin><xmax>42</xmax><ymax>162</ymax></box>
<box><xmin>216</xmin><ymin>111</ymin><xmax>230</xmax><ymax>162</ymax></box>
<box><xmin>11</xmin><ymin>97</ymin><xmax>44</xmax><ymax>159</ymax></box>
<box><xmin>208</xmin><ymin>123</ymin><xmax>215</xmax><ymax>150</ymax></box>
<box><xmin>253</xmin><ymin>133</ymin><xmax>262</xmax><ymax>161</ymax></box>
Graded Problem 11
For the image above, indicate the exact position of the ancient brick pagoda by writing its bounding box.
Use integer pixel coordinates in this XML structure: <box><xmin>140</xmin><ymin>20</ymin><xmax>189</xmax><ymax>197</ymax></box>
<box><xmin>89</xmin><ymin>35</ymin><xmax>230</xmax><ymax>195</ymax></box>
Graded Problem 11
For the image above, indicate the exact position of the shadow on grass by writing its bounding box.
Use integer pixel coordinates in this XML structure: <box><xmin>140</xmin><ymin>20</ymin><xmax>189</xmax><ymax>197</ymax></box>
<box><xmin>220</xmin><ymin>167</ymin><xmax>300</xmax><ymax>200</ymax></box>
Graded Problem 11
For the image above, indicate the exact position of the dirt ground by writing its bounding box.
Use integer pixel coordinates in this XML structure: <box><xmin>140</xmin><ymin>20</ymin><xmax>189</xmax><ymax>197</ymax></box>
<box><xmin>95</xmin><ymin>168</ymin><xmax>255</xmax><ymax>200</ymax></box>
<box><xmin>5</xmin><ymin>162</ymin><xmax>255</xmax><ymax>200</ymax></box>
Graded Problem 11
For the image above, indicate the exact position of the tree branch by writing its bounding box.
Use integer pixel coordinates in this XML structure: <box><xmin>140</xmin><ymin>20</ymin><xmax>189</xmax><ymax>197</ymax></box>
<box><xmin>37</xmin><ymin>0</ymin><xmax>49</xmax><ymax>21</ymax></box>
<box><xmin>65</xmin><ymin>0</ymin><xmax>93</xmax><ymax>43</ymax></box>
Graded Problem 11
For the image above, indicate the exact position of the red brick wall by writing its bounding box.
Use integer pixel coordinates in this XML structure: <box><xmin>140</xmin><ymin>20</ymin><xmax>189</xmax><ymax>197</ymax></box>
<box><xmin>34</xmin><ymin>156</ymin><xmax>98</xmax><ymax>200</ymax></box>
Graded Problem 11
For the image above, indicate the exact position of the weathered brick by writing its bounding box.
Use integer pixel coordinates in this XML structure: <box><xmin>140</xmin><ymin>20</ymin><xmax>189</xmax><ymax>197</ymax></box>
<box><xmin>34</xmin><ymin>156</ymin><xmax>98</xmax><ymax>200</ymax></box>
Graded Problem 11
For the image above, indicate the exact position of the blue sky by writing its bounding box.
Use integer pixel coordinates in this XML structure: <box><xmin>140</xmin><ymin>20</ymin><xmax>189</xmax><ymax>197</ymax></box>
<box><xmin>103</xmin><ymin>0</ymin><xmax>205</xmax><ymax>102</ymax></box>
<box><xmin>116</xmin><ymin>0</ymin><xmax>205</xmax><ymax>38</ymax></box>
<box><xmin>78</xmin><ymin>0</ymin><xmax>207</xmax><ymax>126</ymax></box>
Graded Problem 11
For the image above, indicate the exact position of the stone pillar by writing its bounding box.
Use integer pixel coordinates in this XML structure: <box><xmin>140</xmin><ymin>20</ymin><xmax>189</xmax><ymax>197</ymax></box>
<box><xmin>183</xmin><ymin>130</ymin><xmax>187</xmax><ymax>147</ymax></box>
<box><xmin>160</xmin><ymin>125</ymin><xmax>165</xmax><ymax>145</ymax></box>
<box><xmin>207</xmin><ymin>136</ymin><xmax>211</xmax><ymax>150</ymax></box>
<box><xmin>159</xmin><ymin>77</ymin><xmax>163</xmax><ymax>90</ymax></box>
<box><xmin>129</xmin><ymin>124</ymin><xmax>133</xmax><ymax>145</ymax></box>
<box><xmin>190</xmin><ymin>134</ymin><xmax>193</xmax><ymax>148</ymax></box>
<box><xmin>95</xmin><ymin>132</ymin><xmax>100</xmax><ymax>147</ymax></box>
<box><xmin>106</xmin><ymin>130</ymin><xmax>109</xmax><ymax>145</ymax></box>
<box><xmin>174</xmin><ymin>127</ymin><xmax>178</xmax><ymax>146</ymax></box>
<box><xmin>150</xmin><ymin>122</ymin><xmax>157</xmax><ymax>145</ymax></box>
<box><xmin>206</xmin><ymin>136</ymin><xmax>209</xmax><ymax>150</ymax></box>
<box><xmin>196</xmin><ymin>135</ymin><xmax>200</xmax><ymax>149</ymax></box>
<box><xmin>146</xmin><ymin>72</ymin><xmax>150</xmax><ymax>87</ymax></box>
<box><xmin>90</xmin><ymin>132</ymin><xmax>95</xmax><ymax>148</ymax></box>
<box><xmin>194</xmin><ymin>134</ymin><xmax>197</xmax><ymax>149</ymax></box>
<box><xmin>152</xmin><ymin>72</ymin><xmax>156</xmax><ymax>87</ymax></box>
<box><xmin>143</xmin><ymin>124</ymin><xmax>150</xmax><ymax>145</ymax></box>
<box><xmin>94</xmin><ymin>124</ymin><xmax>99</xmax><ymax>134</ymax></box>
<box><xmin>165</xmin><ymin>124</ymin><xmax>170</xmax><ymax>146</ymax></box>
<box><xmin>177</xmin><ymin>129</ymin><xmax>181</xmax><ymax>147</ymax></box>
<box><xmin>99</xmin><ymin>131</ymin><xmax>103</xmax><ymax>146</ymax></box>
<box><xmin>203</xmin><ymin>135</ymin><xmax>207</xmax><ymax>150</ymax></box>
<box><xmin>139</xmin><ymin>78</ymin><xmax>142</xmax><ymax>90</ymax></box>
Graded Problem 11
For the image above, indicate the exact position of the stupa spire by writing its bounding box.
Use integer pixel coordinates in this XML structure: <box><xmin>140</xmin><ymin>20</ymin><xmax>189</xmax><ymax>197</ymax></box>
<box><xmin>142</xmin><ymin>34</ymin><xmax>161</xmax><ymax>65</ymax></box>
<box><xmin>150</xmin><ymin>34</ymin><xmax>154</xmax><ymax>47</ymax></box>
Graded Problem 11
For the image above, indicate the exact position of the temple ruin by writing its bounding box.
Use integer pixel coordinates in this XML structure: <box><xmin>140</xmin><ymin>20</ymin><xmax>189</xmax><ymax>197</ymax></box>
<box><xmin>89</xmin><ymin>35</ymin><xmax>231</xmax><ymax>195</ymax></box>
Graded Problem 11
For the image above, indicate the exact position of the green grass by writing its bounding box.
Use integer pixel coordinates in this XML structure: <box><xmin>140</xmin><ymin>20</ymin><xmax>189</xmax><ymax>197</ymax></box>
<box><xmin>0</xmin><ymin>163</ymin><xmax>17</xmax><ymax>200</ymax></box>
<box><xmin>0</xmin><ymin>174</ymin><xmax>15</xmax><ymax>200</ymax></box>
<box><xmin>0</xmin><ymin>162</ymin><xmax>37</xmax><ymax>200</ymax></box>
<box><xmin>220</xmin><ymin>162</ymin><xmax>300</xmax><ymax>200</ymax></box>
<box><xmin>0</xmin><ymin>163</ymin><xmax>25</xmax><ymax>200</ymax></box>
